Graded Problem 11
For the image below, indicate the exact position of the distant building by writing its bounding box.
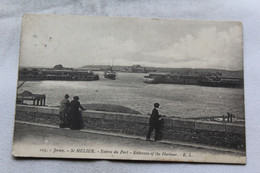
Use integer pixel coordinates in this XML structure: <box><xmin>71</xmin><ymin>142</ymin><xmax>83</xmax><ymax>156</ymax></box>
<box><xmin>53</xmin><ymin>64</ymin><xmax>73</xmax><ymax>70</ymax></box>
<box><xmin>128</xmin><ymin>65</ymin><xmax>147</xmax><ymax>73</ymax></box>
<box><xmin>53</xmin><ymin>64</ymin><xmax>63</xmax><ymax>70</ymax></box>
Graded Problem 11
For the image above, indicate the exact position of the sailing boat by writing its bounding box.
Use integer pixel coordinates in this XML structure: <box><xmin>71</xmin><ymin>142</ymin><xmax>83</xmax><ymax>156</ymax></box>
<box><xmin>104</xmin><ymin>61</ymin><xmax>116</xmax><ymax>80</ymax></box>
<box><xmin>104</xmin><ymin>66</ymin><xmax>116</xmax><ymax>80</ymax></box>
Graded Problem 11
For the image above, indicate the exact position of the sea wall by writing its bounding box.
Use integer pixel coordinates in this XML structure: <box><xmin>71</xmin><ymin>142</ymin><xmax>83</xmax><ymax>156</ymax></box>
<box><xmin>15</xmin><ymin>105</ymin><xmax>245</xmax><ymax>150</ymax></box>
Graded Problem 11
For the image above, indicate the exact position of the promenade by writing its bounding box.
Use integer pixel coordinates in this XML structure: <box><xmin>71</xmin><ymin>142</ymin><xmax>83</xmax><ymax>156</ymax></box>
<box><xmin>13</xmin><ymin>121</ymin><xmax>245</xmax><ymax>163</ymax></box>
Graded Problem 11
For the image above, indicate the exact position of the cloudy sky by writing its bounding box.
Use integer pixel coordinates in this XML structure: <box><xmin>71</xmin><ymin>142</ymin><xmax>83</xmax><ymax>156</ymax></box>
<box><xmin>20</xmin><ymin>14</ymin><xmax>243</xmax><ymax>70</ymax></box>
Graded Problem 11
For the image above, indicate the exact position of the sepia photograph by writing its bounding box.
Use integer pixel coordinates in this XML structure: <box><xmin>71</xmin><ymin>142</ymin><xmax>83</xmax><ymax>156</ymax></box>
<box><xmin>12</xmin><ymin>14</ymin><xmax>245</xmax><ymax>164</ymax></box>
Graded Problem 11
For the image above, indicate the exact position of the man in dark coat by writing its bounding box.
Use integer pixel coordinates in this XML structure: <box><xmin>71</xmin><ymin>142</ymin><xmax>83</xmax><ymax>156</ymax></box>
<box><xmin>59</xmin><ymin>94</ymin><xmax>70</xmax><ymax>128</ymax></box>
<box><xmin>146</xmin><ymin>103</ymin><xmax>161</xmax><ymax>141</ymax></box>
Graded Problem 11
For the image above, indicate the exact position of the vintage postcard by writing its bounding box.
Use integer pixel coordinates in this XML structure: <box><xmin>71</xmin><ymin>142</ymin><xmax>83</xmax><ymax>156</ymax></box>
<box><xmin>12</xmin><ymin>14</ymin><xmax>245</xmax><ymax>164</ymax></box>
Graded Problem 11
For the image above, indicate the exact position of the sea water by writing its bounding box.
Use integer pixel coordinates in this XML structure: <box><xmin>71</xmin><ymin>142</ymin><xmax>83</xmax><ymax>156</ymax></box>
<box><xmin>17</xmin><ymin>72</ymin><xmax>244</xmax><ymax>119</ymax></box>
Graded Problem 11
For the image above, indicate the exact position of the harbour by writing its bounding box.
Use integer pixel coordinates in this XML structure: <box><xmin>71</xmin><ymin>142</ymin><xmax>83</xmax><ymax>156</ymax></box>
<box><xmin>18</xmin><ymin>65</ymin><xmax>243</xmax><ymax>89</ymax></box>
<box><xmin>17</xmin><ymin>72</ymin><xmax>244</xmax><ymax>119</ymax></box>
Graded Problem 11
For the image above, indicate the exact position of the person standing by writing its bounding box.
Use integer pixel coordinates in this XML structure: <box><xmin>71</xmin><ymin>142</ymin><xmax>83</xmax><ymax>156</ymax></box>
<box><xmin>146</xmin><ymin>103</ymin><xmax>161</xmax><ymax>141</ymax></box>
<box><xmin>59</xmin><ymin>94</ymin><xmax>70</xmax><ymax>128</ymax></box>
<box><xmin>70</xmin><ymin>96</ymin><xmax>85</xmax><ymax>130</ymax></box>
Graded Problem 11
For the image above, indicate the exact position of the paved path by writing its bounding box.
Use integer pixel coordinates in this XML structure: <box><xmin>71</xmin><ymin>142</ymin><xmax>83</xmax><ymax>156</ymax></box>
<box><xmin>12</xmin><ymin>121</ymin><xmax>245</xmax><ymax>163</ymax></box>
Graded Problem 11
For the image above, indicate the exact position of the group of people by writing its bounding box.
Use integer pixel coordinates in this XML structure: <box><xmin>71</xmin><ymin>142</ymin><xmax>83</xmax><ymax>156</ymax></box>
<box><xmin>59</xmin><ymin>94</ymin><xmax>85</xmax><ymax>130</ymax></box>
<box><xmin>59</xmin><ymin>94</ymin><xmax>164</xmax><ymax>141</ymax></box>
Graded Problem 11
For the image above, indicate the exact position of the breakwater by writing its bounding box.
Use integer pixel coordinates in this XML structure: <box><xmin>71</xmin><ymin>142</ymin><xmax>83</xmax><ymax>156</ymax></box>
<box><xmin>144</xmin><ymin>73</ymin><xmax>244</xmax><ymax>88</ymax></box>
<box><xmin>18</xmin><ymin>68</ymin><xmax>99</xmax><ymax>81</ymax></box>
<box><xmin>15</xmin><ymin>105</ymin><xmax>245</xmax><ymax>150</ymax></box>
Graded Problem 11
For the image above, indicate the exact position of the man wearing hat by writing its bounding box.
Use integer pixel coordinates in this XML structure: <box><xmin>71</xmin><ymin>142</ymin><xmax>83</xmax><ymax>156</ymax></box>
<box><xmin>146</xmin><ymin>103</ymin><xmax>162</xmax><ymax>141</ymax></box>
<box><xmin>59</xmin><ymin>94</ymin><xmax>70</xmax><ymax>128</ymax></box>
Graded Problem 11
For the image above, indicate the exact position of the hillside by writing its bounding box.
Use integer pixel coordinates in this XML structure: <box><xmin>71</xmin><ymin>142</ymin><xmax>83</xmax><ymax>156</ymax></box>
<box><xmin>81</xmin><ymin>65</ymin><xmax>243</xmax><ymax>78</ymax></box>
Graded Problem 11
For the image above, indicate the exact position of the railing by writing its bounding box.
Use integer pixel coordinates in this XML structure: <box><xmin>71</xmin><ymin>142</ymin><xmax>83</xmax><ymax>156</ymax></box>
<box><xmin>182</xmin><ymin>112</ymin><xmax>242</xmax><ymax>123</ymax></box>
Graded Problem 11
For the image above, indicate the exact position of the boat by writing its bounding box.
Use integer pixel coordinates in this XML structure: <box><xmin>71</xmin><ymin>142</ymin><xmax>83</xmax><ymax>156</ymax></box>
<box><xmin>104</xmin><ymin>70</ymin><xmax>116</xmax><ymax>80</ymax></box>
<box><xmin>143</xmin><ymin>75</ymin><xmax>157</xmax><ymax>84</ymax></box>
<box><xmin>104</xmin><ymin>66</ymin><xmax>116</xmax><ymax>80</ymax></box>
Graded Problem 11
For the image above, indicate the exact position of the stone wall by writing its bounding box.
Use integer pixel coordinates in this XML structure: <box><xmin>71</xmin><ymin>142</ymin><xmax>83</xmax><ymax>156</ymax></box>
<box><xmin>15</xmin><ymin>105</ymin><xmax>245</xmax><ymax>150</ymax></box>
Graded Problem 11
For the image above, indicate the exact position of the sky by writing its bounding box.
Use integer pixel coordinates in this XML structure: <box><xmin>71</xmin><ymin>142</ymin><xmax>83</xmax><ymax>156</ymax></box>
<box><xmin>20</xmin><ymin>14</ymin><xmax>243</xmax><ymax>70</ymax></box>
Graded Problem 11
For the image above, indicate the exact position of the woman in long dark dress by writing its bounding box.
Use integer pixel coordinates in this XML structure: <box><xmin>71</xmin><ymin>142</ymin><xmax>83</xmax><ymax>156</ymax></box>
<box><xmin>70</xmin><ymin>96</ymin><xmax>85</xmax><ymax>130</ymax></box>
